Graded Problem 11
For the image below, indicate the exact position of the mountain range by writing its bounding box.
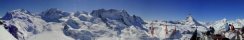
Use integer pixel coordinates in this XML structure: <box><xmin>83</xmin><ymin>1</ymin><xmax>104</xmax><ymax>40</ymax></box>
<box><xmin>1</xmin><ymin>8</ymin><xmax>244</xmax><ymax>40</ymax></box>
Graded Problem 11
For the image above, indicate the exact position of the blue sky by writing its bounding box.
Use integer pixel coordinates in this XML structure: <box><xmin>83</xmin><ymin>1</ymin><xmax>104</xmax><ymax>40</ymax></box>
<box><xmin>1</xmin><ymin>0</ymin><xmax>244</xmax><ymax>22</ymax></box>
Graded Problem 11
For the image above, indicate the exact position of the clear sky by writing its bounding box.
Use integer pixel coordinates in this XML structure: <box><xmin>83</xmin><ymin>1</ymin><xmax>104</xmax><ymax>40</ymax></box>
<box><xmin>1</xmin><ymin>0</ymin><xmax>244</xmax><ymax>22</ymax></box>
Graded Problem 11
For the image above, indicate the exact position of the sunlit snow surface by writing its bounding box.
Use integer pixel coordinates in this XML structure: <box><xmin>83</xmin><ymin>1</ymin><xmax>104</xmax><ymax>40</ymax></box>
<box><xmin>1</xmin><ymin>9</ymin><xmax>244</xmax><ymax>40</ymax></box>
<box><xmin>0</xmin><ymin>25</ymin><xmax>17</xmax><ymax>40</ymax></box>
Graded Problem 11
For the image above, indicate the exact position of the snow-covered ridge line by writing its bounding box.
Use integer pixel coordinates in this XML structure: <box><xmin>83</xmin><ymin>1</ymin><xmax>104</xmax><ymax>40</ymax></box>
<box><xmin>2</xmin><ymin>8</ymin><xmax>244</xmax><ymax>40</ymax></box>
<box><xmin>0</xmin><ymin>8</ymin><xmax>149</xmax><ymax>40</ymax></box>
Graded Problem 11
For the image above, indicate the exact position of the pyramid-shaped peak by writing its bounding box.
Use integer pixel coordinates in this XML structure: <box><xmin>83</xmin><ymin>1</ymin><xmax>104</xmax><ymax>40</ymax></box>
<box><xmin>186</xmin><ymin>15</ymin><xmax>194</xmax><ymax>22</ymax></box>
<box><xmin>222</xmin><ymin>18</ymin><xmax>227</xmax><ymax>21</ymax></box>
<box><xmin>184</xmin><ymin>15</ymin><xmax>203</xmax><ymax>26</ymax></box>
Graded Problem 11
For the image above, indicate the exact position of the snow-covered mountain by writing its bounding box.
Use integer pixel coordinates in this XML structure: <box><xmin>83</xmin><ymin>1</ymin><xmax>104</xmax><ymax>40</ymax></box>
<box><xmin>0</xmin><ymin>25</ymin><xmax>17</xmax><ymax>40</ymax></box>
<box><xmin>1</xmin><ymin>9</ymin><xmax>32</xmax><ymax>20</ymax></box>
<box><xmin>1</xmin><ymin>9</ymin><xmax>49</xmax><ymax>40</ymax></box>
<box><xmin>183</xmin><ymin>15</ymin><xmax>204</xmax><ymax>26</ymax></box>
<box><xmin>40</xmin><ymin>8</ymin><xmax>71</xmax><ymax>22</ymax></box>
<box><xmin>90</xmin><ymin>9</ymin><xmax>148</xmax><ymax>32</ymax></box>
<box><xmin>144</xmin><ymin>15</ymin><xmax>208</xmax><ymax>40</ymax></box>
<box><xmin>1</xmin><ymin>8</ymin><xmax>244</xmax><ymax>40</ymax></box>
<box><xmin>0</xmin><ymin>8</ymin><xmax>150</xmax><ymax>40</ymax></box>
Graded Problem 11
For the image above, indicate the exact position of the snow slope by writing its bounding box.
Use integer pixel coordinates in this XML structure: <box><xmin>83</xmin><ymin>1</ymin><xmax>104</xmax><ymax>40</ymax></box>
<box><xmin>144</xmin><ymin>15</ymin><xmax>208</xmax><ymax>40</ymax></box>
<box><xmin>1</xmin><ymin>8</ymin><xmax>244</xmax><ymax>40</ymax></box>
<box><xmin>0</xmin><ymin>25</ymin><xmax>17</xmax><ymax>40</ymax></box>
<box><xmin>1</xmin><ymin>8</ymin><xmax>151</xmax><ymax>40</ymax></box>
<box><xmin>27</xmin><ymin>23</ymin><xmax>74</xmax><ymax>40</ymax></box>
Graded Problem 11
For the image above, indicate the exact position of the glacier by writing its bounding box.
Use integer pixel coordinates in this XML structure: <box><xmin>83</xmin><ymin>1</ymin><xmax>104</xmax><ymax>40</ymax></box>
<box><xmin>0</xmin><ymin>8</ymin><xmax>244</xmax><ymax>40</ymax></box>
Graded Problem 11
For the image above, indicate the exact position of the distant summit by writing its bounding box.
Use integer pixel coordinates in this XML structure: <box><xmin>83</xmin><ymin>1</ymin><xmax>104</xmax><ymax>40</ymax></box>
<box><xmin>40</xmin><ymin>8</ymin><xmax>70</xmax><ymax>22</ymax></box>
<box><xmin>183</xmin><ymin>15</ymin><xmax>203</xmax><ymax>26</ymax></box>
<box><xmin>1</xmin><ymin>9</ymin><xmax>31</xmax><ymax>20</ymax></box>
<box><xmin>2</xmin><ymin>8</ymin><xmax>244</xmax><ymax>40</ymax></box>
<box><xmin>0</xmin><ymin>8</ymin><xmax>149</xmax><ymax>40</ymax></box>
<box><xmin>91</xmin><ymin>9</ymin><xmax>147</xmax><ymax>32</ymax></box>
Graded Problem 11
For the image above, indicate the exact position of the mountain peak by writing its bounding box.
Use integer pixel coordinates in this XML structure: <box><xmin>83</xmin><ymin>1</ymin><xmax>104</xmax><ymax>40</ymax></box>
<box><xmin>11</xmin><ymin>9</ymin><xmax>28</xmax><ymax>13</ymax></box>
<box><xmin>8</xmin><ymin>9</ymin><xmax>31</xmax><ymax>15</ymax></box>
<box><xmin>186</xmin><ymin>15</ymin><xmax>194</xmax><ymax>22</ymax></box>
<box><xmin>90</xmin><ymin>9</ymin><xmax>147</xmax><ymax>31</ymax></box>
<box><xmin>184</xmin><ymin>15</ymin><xmax>203</xmax><ymax>26</ymax></box>
<box><xmin>1</xmin><ymin>9</ymin><xmax>31</xmax><ymax>20</ymax></box>
<box><xmin>91</xmin><ymin>9</ymin><xmax>129</xmax><ymax>19</ymax></box>
<box><xmin>44</xmin><ymin>8</ymin><xmax>62</xmax><ymax>13</ymax></box>
<box><xmin>39</xmin><ymin>8</ymin><xmax>71</xmax><ymax>22</ymax></box>
<box><xmin>47</xmin><ymin>8</ymin><xmax>60</xmax><ymax>12</ymax></box>
<box><xmin>222</xmin><ymin>18</ymin><xmax>227</xmax><ymax>21</ymax></box>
